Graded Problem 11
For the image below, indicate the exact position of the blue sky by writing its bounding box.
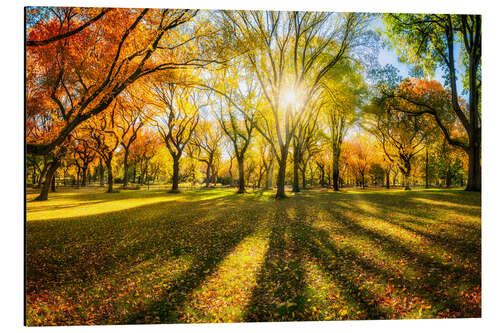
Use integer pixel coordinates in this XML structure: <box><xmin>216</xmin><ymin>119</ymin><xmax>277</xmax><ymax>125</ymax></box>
<box><xmin>375</xmin><ymin>16</ymin><xmax>467</xmax><ymax>98</ymax></box>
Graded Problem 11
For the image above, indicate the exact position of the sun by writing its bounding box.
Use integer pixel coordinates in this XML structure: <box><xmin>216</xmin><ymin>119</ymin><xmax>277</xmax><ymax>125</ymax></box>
<box><xmin>282</xmin><ymin>88</ymin><xmax>301</xmax><ymax>107</ymax></box>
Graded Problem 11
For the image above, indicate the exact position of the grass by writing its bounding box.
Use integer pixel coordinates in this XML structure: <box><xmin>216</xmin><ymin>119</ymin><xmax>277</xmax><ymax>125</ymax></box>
<box><xmin>25</xmin><ymin>187</ymin><xmax>481</xmax><ymax>325</ymax></box>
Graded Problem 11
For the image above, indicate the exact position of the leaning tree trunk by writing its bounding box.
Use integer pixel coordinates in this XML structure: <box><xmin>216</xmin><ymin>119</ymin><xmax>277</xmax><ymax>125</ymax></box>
<box><xmin>171</xmin><ymin>156</ymin><xmax>180</xmax><ymax>192</ymax></box>
<box><xmin>35</xmin><ymin>159</ymin><xmax>60</xmax><ymax>201</ymax></box>
<box><xmin>38</xmin><ymin>160</ymin><xmax>48</xmax><ymax>188</ymax></box>
<box><xmin>276</xmin><ymin>158</ymin><xmax>287</xmax><ymax>198</ymax></box>
<box><xmin>237</xmin><ymin>157</ymin><xmax>246</xmax><ymax>193</ymax></box>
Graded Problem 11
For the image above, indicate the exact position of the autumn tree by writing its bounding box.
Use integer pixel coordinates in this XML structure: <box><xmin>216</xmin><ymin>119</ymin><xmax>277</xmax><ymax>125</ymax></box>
<box><xmin>115</xmin><ymin>89</ymin><xmax>147</xmax><ymax>188</ymax></box>
<box><xmin>86</xmin><ymin>104</ymin><xmax>120</xmax><ymax>193</ymax></box>
<box><xmin>151</xmin><ymin>76</ymin><xmax>202</xmax><ymax>192</ymax></box>
<box><xmin>367</xmin><ymin>97</ymin><xmax>431</xmax><ymax>190</ymax></box>
<box><xmin>219</xmin><ymin>11</ymin><xmax>371</xmax><ymax>198</ymax></box>
<box><xmin>209</xmin><ymin>67</ymin><xmax>258</xmax><ymax>194</ymax></box>
<box><xmin>321</xmin><ymin>61</ymin><xmax>363</xmax><ymax>191</ymax></box>
<box><xmin>384</xmin><ymin>14</ymin><xmax>481</xmax><ymax>191</ymax></box>
<box><xmin>192</xmin><ymin>120</ymin><xmax>223</xmax><ymax>187</ymax></box>
<box><xmin>71</xmin><ymin>132</ymin><xmax>96</xmax><ymax>187</ymax></box>
<box><xmin>346</xmin><ymin>134</ymin><xmax>376</xmax><ymax>188</ymax></box>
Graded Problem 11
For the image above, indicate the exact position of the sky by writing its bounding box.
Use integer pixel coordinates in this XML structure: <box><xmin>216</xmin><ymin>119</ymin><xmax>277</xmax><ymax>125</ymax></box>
<box><xmin>374</xmin><ymin>16</ymin><xmax>466</xmax><ymax>97</ymax></box>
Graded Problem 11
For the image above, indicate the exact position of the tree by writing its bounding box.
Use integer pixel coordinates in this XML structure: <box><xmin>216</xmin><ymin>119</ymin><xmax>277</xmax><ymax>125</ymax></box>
<box><xmin>151</xmin><ymin>76</ymin><xmax>202</xmax><ymax>192</ymax></box>
<box><xmin>71</xmin><ymin>132</ymin><xmax>96</xmax><ymax>187</ymax></box>
<box><xmin>321</xmin><ymin>61</ymin><xmax>363</xmax><ymax>191</ymax></box>
<box><xmin>26</xmin><ymin>8</ymin><xmax>224</xmax><ymax>157</ymax></box>
<box><xmin>211</xmin><ymin>67</ymin><xmax>258</xmax><ymax>194</ymax></box>
<box><xmin>192</xmin><ymin>120</ymin><xmax>223</xmax><ymax>187</ymax></box>
<box><xmin>346</xmin><ymin>134</ymin><xmax>376</xmax><ymax>188</ymax></box>
<box><xmin>86</xmin><ymin>104</ymin><xmax>120</xmax><ymax>193</ymax></box>
<box><xmin>116</xmin><ymin>90</ymin><xmax>147</xmax><ymax>187</ymax></box>
<box><xmin>220</xmin><ymin>11</ymin><xmax>371</xmax><ymax>198</ymax></box>
<box><xmin>384</xmin><ymin>14</ymin><xmax>481</xmax><ymax>191</ymax></box>
<box><xmin>368</xmin><ymin>98</ymin><xmax>431</xmax><ymax>190</ymax></box>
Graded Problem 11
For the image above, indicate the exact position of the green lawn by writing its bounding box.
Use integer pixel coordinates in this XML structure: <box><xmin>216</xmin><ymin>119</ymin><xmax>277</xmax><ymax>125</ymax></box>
<box><xmin>25</xmin><ymin>187</ymin><xmax>481</xmax><ymax>325</ymax></box>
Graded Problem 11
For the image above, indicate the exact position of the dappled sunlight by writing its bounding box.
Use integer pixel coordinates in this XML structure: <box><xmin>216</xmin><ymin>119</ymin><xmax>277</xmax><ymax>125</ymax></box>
<box><xmin>412</xmin><ymin>197</ymin><xmax>480</xmax><ymax>210</ymax></box>
<box><xmin>26</xmin><ymin>188</ymin><xmax>481</xmax><ymax>324</ymax></box>
<box><xmin>26</xmin><ymin>189</ymin><xmax>235</xmax><ymax>221</ymax></box>
<box><xmin>180</xmin><ymin>231</ymin><xmax>270</xmax><ymax>323</ymax></box>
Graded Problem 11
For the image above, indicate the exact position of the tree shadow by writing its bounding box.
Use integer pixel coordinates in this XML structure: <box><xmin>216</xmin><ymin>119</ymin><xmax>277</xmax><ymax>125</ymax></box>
<box><xmin>308</xmin><ymin>192</ymin><xmax>480</xmax><ymax>317</ymax></box>
<box><xmin>26</xmin><ymin>193</ymin><xmax>272</xmax><ymax>324</ymax></box>
<box><xmin>244</xmin><ymin>205</ymin><xmax>310</xmax><ymax>322</ymax></box>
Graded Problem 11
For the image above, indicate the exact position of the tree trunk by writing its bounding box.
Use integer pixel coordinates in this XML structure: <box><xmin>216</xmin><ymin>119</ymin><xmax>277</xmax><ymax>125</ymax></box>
<box><xmin>35</xmin><ymin>159</ymin><xmax>60</xmax><ymax>201</ymax></box>
<box><xmin>237</xmin><ymin>157</ymin><xmax>246</xmax><ymax>193</ymax></box>
<box><xmin>301</xmin><ymin>167</ymin><xmax>306</xmax><ymax>189</ymax></box>
<box><xmin>51</xmin><ymin>173</ymin><xmax>56</xmax><ymax>192</ymax></box>
<box><xmin>276</xmin><ymin>158</ymin><xmax>287</xmax><ymax>198</ymax></box>
<box><xmin>132</xmin><ymin>162</ymin><xmax>136</xmax><ymax>184</ymax></box>
<box><xmin>171</xmin><ymin>156</ymin><xmax>180</xmax><ymax>192</ymax></box>
<box><xmin>265</xmin><ymin>159</ymin><xmax>273</xmax><ymax>190</ymax></box>
<box><xmin>123</xmin><ymin>150</ymin><xmax>129</xmax><ymax>188</ymax></box>
<box><xmin>465</xmin><ymin>142</ymin><xmax>481</xmax><ymax>191</ymax></box>
<box><xmin>292</xmin><ymin>153</ymin><xmax>300</xmax><ymax>193</ymax></box>
<box><xmin>332</xmin><ymin>151</ymin><xmax>340</xmax><ymax>191</ymax></box>
<box><xmin>106</xmin><ymin>160</ymin><xmax>114</xmax><ymax>193</ymax></box>
<box><xmin>404</xmin><ymin>171</ymin><xmax>411</xmax><ymax>190</ymax></box>
<box><xmin>99</xmin><ymin>159</ymin><xmax>105</xmax><ymax>186</ymax></box>
<box><xmin>446</xmin><ymin>166</ymin><xmax>452</xmax><ymax>188</ymax></box>
<box><xmin>205</xmin><ymin>162</ymin><xmax>211</xmax><ymax>187</ymax></box>
<box><xmin>386</xmin><ymin>170</ymin><xmax>390</xmax><ymax>189</ymax></box>
<box><xmin>319</xmin><ymin>166</ymin><xmax>325</xmax><ymax>187</ymax></box>
<box><xmin>81</xmin><ymin>165</ymin><xmax>88</xmax><ymax>187</ymax></box>
<box><xmin>425</xmin><ymin>148</ymin><xmax>430</xmax><ymax>189</ymax></box>
<box><xmin>38</xmin><ymin>159</ymin><xmax>48</xmax><ymax>188</ymax></box>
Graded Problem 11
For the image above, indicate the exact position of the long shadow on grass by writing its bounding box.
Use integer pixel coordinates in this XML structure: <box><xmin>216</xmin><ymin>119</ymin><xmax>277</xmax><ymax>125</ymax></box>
<box><xmin>288</xmin><ymin>199</ymin><xmax>393</xmax><ymax>319</ymax></box>
<box><xmin>26</xmin><ymin>193</ymin><xmax>272</xmax><ymax>325</ymax></box>
<box><xmin>122</xmin><ymin>194</ymin><xmax>272</xmax><ymax>324</ymax></box>
<box><xmin>244</xmin><ymin>205</ymin><xmax>310</xmax><ymax>322</ymax></box>
<box><xmin>307</xmin><ymin>192</ymin><xmax>480</xmax><ymax>317</ymax></box>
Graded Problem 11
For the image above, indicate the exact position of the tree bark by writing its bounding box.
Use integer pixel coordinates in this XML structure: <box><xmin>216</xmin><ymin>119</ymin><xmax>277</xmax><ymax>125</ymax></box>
<box><xmin>106</xmin><ymin>160</ymin><xmax>114</xmax><ymax>193</ymax></box>
<box><xmin>99</xmin><ymin>159</ymin><xmax>105</xmax><ymax>186</ymax></box>
<box><xmin>35</xmin><ymin>159</ymin><xmax>60</xmax><ymax>201</ymax></box>
<box><xmin>425</xmin><ymin>148</ymin><xmax>430</xmax><ymax>189</ymax></box>
<box><xmin>301</xmin><ymin>167</ymin><xmax>306</xmax><ymax>190</ymax></box>
<box><xmin>171</xmin><ymin>156</ymin><xmax>180</xmax><ymax>192</ymax></box>
<box><xmin>237</xmin><ymin>157</ymin><xmax>246</xmax><ymax>193</ymax></box>
<box><xmin>123</xmin><ymin>150</ymin><xmax>129</xmax><ymax>188</ymax></box>
<box><xmin>51</xmin><ymin>173</ymin><xmax>56</xmax><ymax>192</ymax></box>
<box><xmin>292</xmin><ymin>153</ymin><xmax>300</xmax><ymax>193</ymax></box>
<box><xmin>276</xmin><ymin>159</ymin><xmax>287</xmax><ymax>198</ymax></box>
<box><xmin>386</xmin><ymin>170</ymin><xmax>390</xmax><ymax>189</ymax></box>
<box><xmin>81</xmin><ymin>164</ymin><xmax>88</xmax><ymax>187</ymax></box>
<box><xmin>265</xmin><ymin>159</ymin><xmax>273</xmax><ymax>190</ymax></box>
<box><xmin>465</xmin><ymin>142</ymin><xmax>481</xmax><ymax>191</ymax></box>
